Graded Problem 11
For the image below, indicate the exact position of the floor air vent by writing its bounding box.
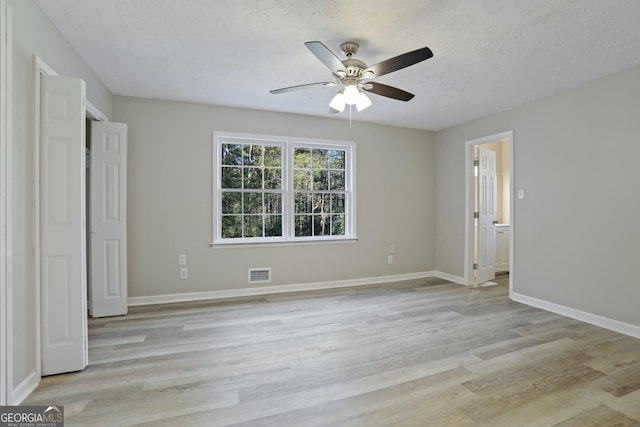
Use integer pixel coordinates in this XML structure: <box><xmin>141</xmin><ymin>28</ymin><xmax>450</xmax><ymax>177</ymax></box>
<box><xmin>248</xmin><ymin>268</ymin><xmax>271</xmax><ymax>284</ymax></box>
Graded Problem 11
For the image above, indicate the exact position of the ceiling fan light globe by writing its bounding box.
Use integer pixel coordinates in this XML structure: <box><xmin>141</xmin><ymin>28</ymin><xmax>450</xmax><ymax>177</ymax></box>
<box><xmin>355</xmin><ymin>92</ymin><xmax>372</xmax><ymax>111</ymax></box>
<box><xmin>343</xmin><ymin>85</ymin><xmax>360</xmax><ymax>105</ymax></box>
<box><xmin>329</xmin><ymin>92</ymin><xmax>346</xmax><ymax>112</ymax></box>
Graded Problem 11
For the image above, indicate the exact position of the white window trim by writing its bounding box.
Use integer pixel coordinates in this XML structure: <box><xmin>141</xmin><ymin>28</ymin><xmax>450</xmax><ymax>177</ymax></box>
<box><xmin>212</xmin><ymin>131</ymin><xmax>357</xmax><ymax>246</ymax></box>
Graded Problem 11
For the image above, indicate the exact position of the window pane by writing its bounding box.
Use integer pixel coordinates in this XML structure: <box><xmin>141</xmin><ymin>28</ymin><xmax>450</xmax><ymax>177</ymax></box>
<box><xmin>313</xmin><ymin>214</ymin><xmax>330</xmax><ymax>236</ymax></box>
<box><xmin>221</xmin><ymin>192</ymin><xmax>242</xmax><ymax>214</ymax></box>
<box><xmin>221</xmin><ymin>215</ymin><xmax>242</xmax><ymax>238</ymax></box>
<box><xmin>312</xmin><ymin>149</ymin><xmax>329</xmax><ymax>168</ymax></box>
<box><xmin>293</xmin><ymin>170</ymin><xmax>312</xmax><ymax>190</ymax></box>
<box><xmin>264</xmin><ymin>168</ymin><xmax>281</xmax><ymax>190</ymax></box>
<box><xmin>243</xmin><ymin>193</ymin><xmax>263</xmax><ymax>214</ymax></box>
<box><xmin>329</xmin><ymin>150</ymin><xmax>345</xmax><ymax>169</ymax></box>
<box><xmin>295</xmin><ymin>193</ymin><xmax>312</xmax><ymax>214</ymax></box>
<box><xmin>265</xmin><ymin>215</ymin><xmax>282</xmax><ymax>237</ymax></box>
<box><xmin>313</xmin><ymin>193</ymin><xmax>331</xmax><ymax>214</ymax></box>
<box><xmin>222</xmin><ymin>144</ymin><xmax>243</xmax><ymax>165</ymax></box>
<box><xmin>264</xmin><ymin>193</ymin><xmax>282</xmax><ymax>214</ymax></box>
<box><xmin>243</xmin><ymin>145</ymin><xmax>263</xmax><ymax>166</ymax></box>
<box><xmin>295</xmin><ymin>215</ymin><xmax>312</xmax><ymax>237</ymax></box>
<box><xmin>331</xmin><ymin>214</ymin><xmax>345</xmax><ymax>235</ymax></box>
<box><xmin>243</xmin><ymin>167</ymin><xmax>263</xmax><ymax>189</ymax></box>
<box><xmin>294</xmin><ymin>148</ymin><xmax>311</xmax><ymax>168</ymax></box>
<box><xmin>264</xmin><ymin>146</ymin><xmax>282</xmax><ymax>167</ymax></box>
<box><xmin>221</xmin><ymin>167</ymin><xmax>242</xmax><ymax>189</ymax></box>
<box><xmin>313</xmin><ymin>170</ymin><xmax>328</xmax><ymax>190</ymax></box>
<box><xmin>331</xmin><ymin>193</ymin><xmax>345</xmax><ymax>213</ymax></box>
<box><xmin>244</xmin><ymin>215</ymin><xmax>263</xmax><ymax>237</ymax></box>
<box><xmin>329</xmin><ymin>170</ymin><xmax>345</xmax><ymax>191</ymax></box>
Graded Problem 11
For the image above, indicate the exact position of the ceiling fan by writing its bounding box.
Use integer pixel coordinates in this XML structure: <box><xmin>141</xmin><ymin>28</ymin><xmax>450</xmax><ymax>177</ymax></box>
<box><xmin>270</xmin><ymin>41</ymin><xmax>433</xmax><ymax>113</ymax></box>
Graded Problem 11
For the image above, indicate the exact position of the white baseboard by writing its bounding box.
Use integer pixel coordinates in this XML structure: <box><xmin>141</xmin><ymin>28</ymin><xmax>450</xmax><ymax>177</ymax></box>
<box><xmin>512</xmin><ymin>292</ymin><xmax>640</xmax><ymax>339</ymax></box>
<box><xmin>11</xmin><ymin>369</ymin><xmax>38</xmax><ymax>405</ymax></box>
<box><xmin>434</xmin><ymin>271</ymin><xmax>466</xmax><ymax>285</ymax></box>
<box><xmin>129</xmin><ymin>271</ymin><xmax>443</xmax><ymax>306</ymax></box>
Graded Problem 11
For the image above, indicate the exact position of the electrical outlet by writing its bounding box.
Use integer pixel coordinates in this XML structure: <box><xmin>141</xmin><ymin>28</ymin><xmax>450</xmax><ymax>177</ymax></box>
<box><xmin>387</xmin><ymin>255</ymin><xmax>394</xmax><ymax>264</ymax></box>
<box><xmin>179</xmin><ymin>267</ymin><xmax>188</xmax><ymax>279</ymax></box>
<box><xmin>178</xmin><ymin>254</ymin><xmax>187</xmax><ymax>265</ymax></box>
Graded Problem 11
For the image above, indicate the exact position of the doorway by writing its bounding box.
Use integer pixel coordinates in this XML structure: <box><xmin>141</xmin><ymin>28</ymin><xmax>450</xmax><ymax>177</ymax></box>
<box><xmin>464</xmin><ymin>131</ymin><xmax>514</xmax><ymax>295</ymax></box>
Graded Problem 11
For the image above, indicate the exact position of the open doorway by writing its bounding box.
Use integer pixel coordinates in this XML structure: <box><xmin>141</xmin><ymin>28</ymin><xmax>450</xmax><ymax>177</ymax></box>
<box><xmin>464</xmin><ymin>131</ymin><xmax>514</xmax><ymax>295</ymax></box>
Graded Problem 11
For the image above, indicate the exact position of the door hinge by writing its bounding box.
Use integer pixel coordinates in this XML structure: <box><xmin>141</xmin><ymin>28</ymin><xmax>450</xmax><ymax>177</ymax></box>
<box><xmin>473</xmin><ymin>211</ymin><xmax>479</xmax><ymax>219</ymax></box>
<box><xmin>473</xmin><ymin>263</ymin><xmax>479</xmax><ymax>270</ymax></box>
<box><xmin>473</xmin><ymin>159</ymin><xmax>479</xmax><ymax>167</ymax></box>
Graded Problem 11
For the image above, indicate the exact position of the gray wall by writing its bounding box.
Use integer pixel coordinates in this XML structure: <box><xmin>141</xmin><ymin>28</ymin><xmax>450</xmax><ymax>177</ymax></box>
<box><xmin>11</xmin><ymin>0</ymin><xmax>640</xmax><ymax>405</ymax></box>
<box><xmin>435</xmin><ymin>65</ymin><xmax>640</xmax><ymax>326</ymax></box>
<box><xmin>9</xmin><ymin>0</ymin><xmax>112</xmax><ymax>401</ymax></box>
<box><xmin>112</xmin><ymin>96</ymin><xmax>437</xmax><ymax>298</ymax></box>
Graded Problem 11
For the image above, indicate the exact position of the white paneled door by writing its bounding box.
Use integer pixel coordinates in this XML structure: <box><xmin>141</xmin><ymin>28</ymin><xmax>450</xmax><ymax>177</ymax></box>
<box><xmin>90</xmin><ymin>122</ymin><xmax>128</xmax><ymax>317</ymax></box>
<box><xmin>477</xmin><ymin>146</ymin><xmax>497</xmax><ymax>284</ymax></box>
<box><xmin>40</xmin><ymin>75</ymin><xmax>88</xmax><ymax>376</ymax></box>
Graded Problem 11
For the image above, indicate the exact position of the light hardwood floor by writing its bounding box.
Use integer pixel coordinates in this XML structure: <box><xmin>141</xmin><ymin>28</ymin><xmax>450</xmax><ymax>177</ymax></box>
<box><xmin>24</xmin><ymin>276</ymin><xmax>640</xmax><ymax>426</ymax></box>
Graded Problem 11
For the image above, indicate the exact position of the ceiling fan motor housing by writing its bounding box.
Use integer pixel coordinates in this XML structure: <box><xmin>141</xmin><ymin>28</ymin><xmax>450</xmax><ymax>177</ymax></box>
<box><xmin>341</xmin><ymin>58</ymin><xmax>367</xmax><ymax>78</ymax></box>
<box><xmin>337</xmin><ymin>42</ymin><xmax>372</xmax><ymax>79</ymax></box>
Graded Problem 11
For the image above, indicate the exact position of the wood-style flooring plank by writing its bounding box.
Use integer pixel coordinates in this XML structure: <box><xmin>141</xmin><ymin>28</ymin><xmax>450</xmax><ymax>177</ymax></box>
<box><xmin>22</xmin><ymin>276</ymin><xmax>640</xmax><ymax>426</ymax></box>
<box><xmin>551</xmin><ymin>403</ymin><xmax>639</xmax><ymax>427</ymax></box>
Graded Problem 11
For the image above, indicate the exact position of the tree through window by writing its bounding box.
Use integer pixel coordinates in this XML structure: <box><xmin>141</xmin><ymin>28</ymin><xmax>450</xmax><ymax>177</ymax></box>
<box><xmin>215</xmin><ymin>134</ymin><xmax>355</xmax><ymax>244</ymax></box>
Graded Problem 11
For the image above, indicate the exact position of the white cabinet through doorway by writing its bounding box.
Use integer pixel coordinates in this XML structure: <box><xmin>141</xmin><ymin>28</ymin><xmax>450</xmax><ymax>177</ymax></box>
<box><xmin>495</xmin><ymin>225</ymin><xmax>510</xmax><ymax>272</ymax></box>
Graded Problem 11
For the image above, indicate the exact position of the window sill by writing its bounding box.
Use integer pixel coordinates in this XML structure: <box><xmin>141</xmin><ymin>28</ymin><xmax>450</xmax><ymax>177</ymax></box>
<box><xmin>209</xmin><ymin>237</ymin><xmax>359</xmax><ymax>249</ymax></box>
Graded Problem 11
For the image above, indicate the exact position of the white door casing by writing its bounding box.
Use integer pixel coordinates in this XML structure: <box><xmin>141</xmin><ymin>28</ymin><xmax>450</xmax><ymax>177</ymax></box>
<box><xmin>90</xmin><ymin>122</ymin><xmax>128</xmax><ymax>317</ymax></box>
<box><xmin>39</xmin><ymin>75</ymin><xmax>88</xmax><ymax>376</ymax></box>
<box><xmin>477</xmin><ymin>146</ymin><xmax>497</xmax><ymax>284</ymax></box>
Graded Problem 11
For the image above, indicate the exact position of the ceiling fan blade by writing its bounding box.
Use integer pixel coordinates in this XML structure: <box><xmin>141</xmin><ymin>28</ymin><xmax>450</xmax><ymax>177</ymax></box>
<box><xmin>362</xmin><ymin>82</ymin><xmax>415</xmax><ymax>101</ymax></box>
<box><xmin>270</xmin><ymin>81</ymin><xmax>338</xmax><ymax>94</ymax></box>
<box><xmin>363</xmin><ymin>47</ymin><xmax>433</xmax><ymax>78</ymax></box>
<box><xmin>305</xmin><ymin>41</ymin><xmax>347</xmax><ymax>74</ymax></box>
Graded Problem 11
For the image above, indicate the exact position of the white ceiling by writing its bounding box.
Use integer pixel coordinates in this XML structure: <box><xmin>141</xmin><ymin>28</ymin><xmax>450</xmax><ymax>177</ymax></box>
<box><xmin>35</xmin><ymin>0</ymin><xmax>640</xmax><ymax>131</ymax></box>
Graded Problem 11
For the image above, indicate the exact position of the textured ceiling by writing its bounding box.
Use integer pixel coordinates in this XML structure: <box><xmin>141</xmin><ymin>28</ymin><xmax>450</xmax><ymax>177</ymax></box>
<box><xmin>35</xmin><ymin>0</ymin><xmax>640</xmax><ymax>131</ymax></box>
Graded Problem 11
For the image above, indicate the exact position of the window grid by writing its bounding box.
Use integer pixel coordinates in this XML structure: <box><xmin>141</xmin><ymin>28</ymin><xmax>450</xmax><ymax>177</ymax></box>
<box><xmin>215</xmin><ymin>134</ymin><xmax>355</xmax><ymax>244</ymax></box>
<box><xmin>292</xmin><ymin>146</ymin><xmax>347</xmax><ymax>238</ymax></box>
<box><xmin>219</xmin><ymin>141</ymin><xmax>284</xmax><ymax>240</ymax></box>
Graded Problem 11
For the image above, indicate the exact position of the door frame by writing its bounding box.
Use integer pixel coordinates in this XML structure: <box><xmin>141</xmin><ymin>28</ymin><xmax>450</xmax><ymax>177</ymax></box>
<box><xmin>33</xmin><ymin>56</ymin><xmax>107</xmax><ymax>382</ymax></box>
<box><xmin>0</xmin><ymin>0</ymin><xmax>12</xmax><ymax>406</ymax></box>
<box><xmin>464</xmin><ymin>130</ymin><xmax>514</xmax><ymax>295</ymax></box>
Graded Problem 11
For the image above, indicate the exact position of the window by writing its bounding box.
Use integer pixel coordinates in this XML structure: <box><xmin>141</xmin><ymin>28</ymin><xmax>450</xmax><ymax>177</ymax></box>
<box><xmin>292</xmin><ymin>147</ymin><xmax>347</xmax><ymax>237</ymax></box>
<box><xmin>214</xmin><ymin>133</ymin><xmax>355</xmax><ymax>244</ymax></box>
